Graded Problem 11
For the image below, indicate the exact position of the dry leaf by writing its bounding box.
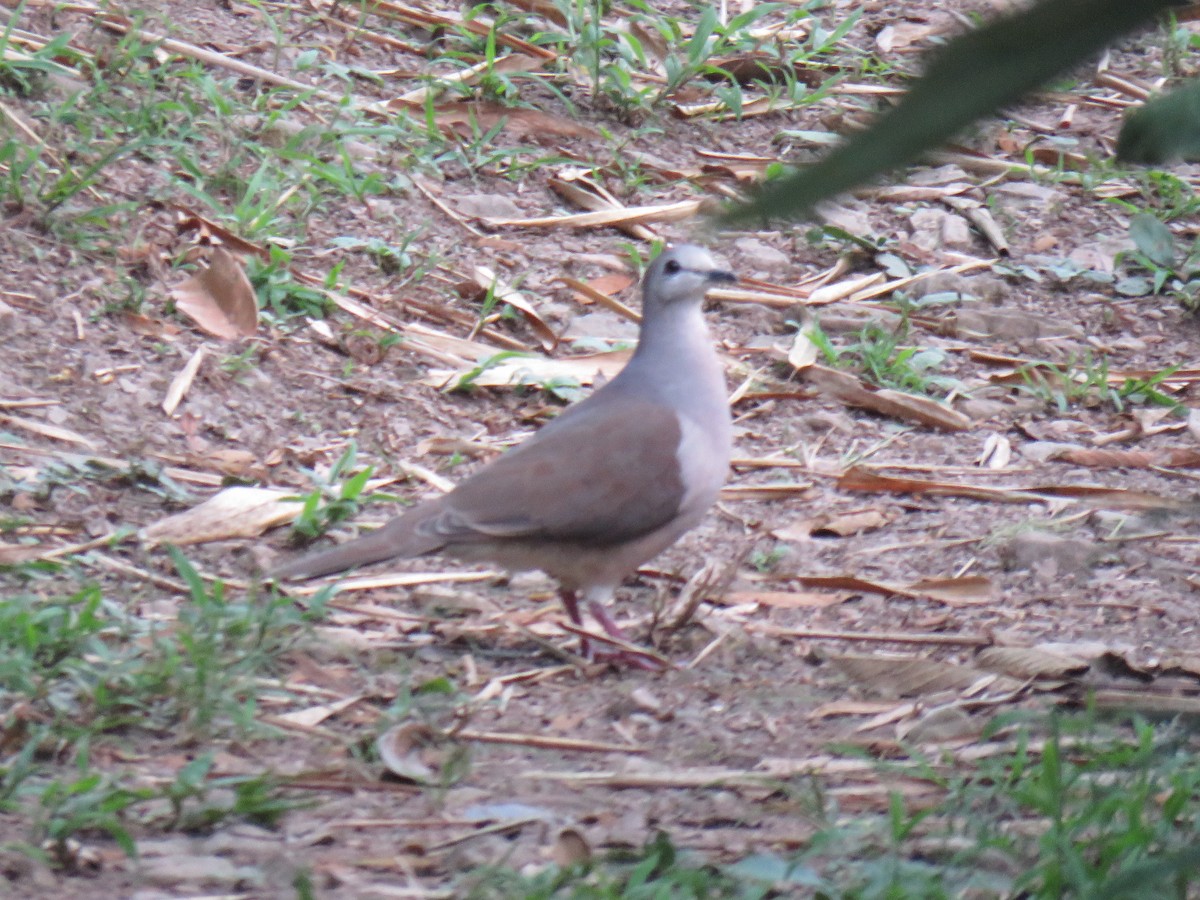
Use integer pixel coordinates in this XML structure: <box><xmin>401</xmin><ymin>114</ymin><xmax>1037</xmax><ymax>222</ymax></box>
<box><xmin>422</xmin><ymin>349</ymin><xmax>631</xmax><ymax>390</ymax></box>
<box><xmin>170</xmin><ymin>246</ymin><xmax>258</xmax><ymax>340</ymax></box>
<box><xmin>186</xmin><ymin>447</ymin><xmax>259</xmax><ymax>477</ymax></box>
<box><xmin>377</xmin><ymin>723</ymin><xmax>441</xmax><ymax>784</ymax></box>
<box><xmin>724</xmin><ymin>589</ymin><xmax>851</xmax><ymax>609</ymax></box>
<box><xmin>831</xmin><ymin>655</ymin><xmax>993</xmax><ymax>699</ymax></box>
<box><xmin>0</xmin><ymin>412</ymin><xmax>97</xmax><ymax>448</ymax></box>
<box><xmin>719</xmin><ymin>482</ymin><xmax>813</xmax><ymax>500</ymax></box>
<box><xmin>975</xmin><ymin>646</ymin><xmax>1089</xmax><ymax>680</ymax></box>
<box><xmin>978</xmin><ymin>433</ymin><xmax>1012</xmax><ymax>469</ymax></box>
<box><xmin>837</xmin><ymin>467</ymin><xmax>1185</xmax><ymax>510</ymax></box>
<box><xmin>174</xmin><ymin>207</ymin><xmax>269</xmax><ymax>261</ymax></box>
<box><xmin>139</xmin><ymin>486</ymin><xmax>300</xmax><ymax>545</ymax></box>
<box><xmin>559</xmin><ymin>275</ymin><xmax>641</xmax><ymax>323</ymax></box>
<box><xmin>580</xmin><ymin>273</ymin><xmax>634</xmax><ymax>299</ymax></box>
<box><xmin>786</xmin><ymin>319</ymin><xmax>821</xmax><ymax>371</ymax></box>
<box><xmin>774</xmin><ymin>508</ymin><xmax>892</xmax><ymax>540</ymax></box>
<box><xmin>552</xmin><ymin>828</ymin><xmax>592</xmax><ymax>867</ymax></box>
<box><xmin>907</xmin><ymin>576</ymin><xmax>994</xmax><ymax>605</ymax></box>
<box><xmin>805</xmin><ymin>273</ymin><xmax>886</xmax><ymax>305</ymax></box>
<box><xmin>549</xmin><ymin>172</ymin><xmax>657</xmax><ymax>241</ymax></box>
<box><xmin>484</xmin><ymin>198</ymin><xmax>707</xmax><ymax>230</ymax></box>
<box><xmin>471</xmin><ymin>265</ymin><xmax>558</xmax><ymax>350</ymax></box>
<box><xmin>1054</xmin><ymin>446</ymin><xmax>1200</xmax><ymax>469</ymax></box>
<box><xmin>162</xmin><ymin>345</ymin><xmax>206</xmax><ymax>416</ymax></box>
<box><xmin>120</xmin><ymin>311</ymin><xmax>180</xmax><ymax>339</ymax></box>
<box><xmin>273</xmin><ymin>695</ymin><xmax>363</xmax><ymax>728</ymax></box>
<box><xmin>397</xmin><ymin>54</ymin><xmax>548</xmax><ymax>105</ymax></box>
<box><xmin>875</xmin><ymin>21</ymin><xmax>941</xmax><ymax>52</ymax></box>
<box><xmin>956</xmin><ymin>308</ymin><xmax>1081</xmax><ymax>340</ymax></box>
<box><xmin>805</xmin><ymin>365</ymin><xmax>971</xmax><ymax>432</ymax></box>
<box><xmin>808</xmin><ymin>700</ymin><xmax>901</xmax><ymax>719</ymax></box>
<box><xmin>797</xmin><ymin>573</ymin><xmax>993</xmax><ymax>606</ymax></box>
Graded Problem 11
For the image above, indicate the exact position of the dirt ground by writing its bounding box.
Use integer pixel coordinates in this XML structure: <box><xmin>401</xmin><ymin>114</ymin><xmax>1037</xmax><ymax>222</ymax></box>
<box><xmin>3</xmin><ymin>0</ymin><xmax>1200</xmax><ymax>897</ymax></box>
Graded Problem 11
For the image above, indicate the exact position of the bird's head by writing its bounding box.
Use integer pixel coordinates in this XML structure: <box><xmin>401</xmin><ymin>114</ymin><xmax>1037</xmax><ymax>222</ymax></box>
<box><xmin>644</xmin><ymin>244</ymin><xmax>737</xmax><ymax>309</ymax></box>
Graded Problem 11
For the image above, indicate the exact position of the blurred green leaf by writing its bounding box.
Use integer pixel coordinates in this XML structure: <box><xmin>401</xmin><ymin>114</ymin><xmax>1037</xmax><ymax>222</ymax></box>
<box><xmin>1129</xmin><ymin>212</ymin><xmax>1176</xmax><ymax>269</ymax></box>
<box><xmin>722</xmin><ymin>0</ymin><xmax>1180</xmax><ymax>224</ymax></box>
<box><xmin>1118</xmin><ymin>77</ymin><xmax>1200</xmax><ymax>163</ymax></box>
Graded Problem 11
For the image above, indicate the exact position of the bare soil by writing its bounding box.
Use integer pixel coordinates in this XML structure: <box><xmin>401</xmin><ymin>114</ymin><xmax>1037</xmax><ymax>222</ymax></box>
<box><xmin>3</xmin><ymin>1</ymin><xmax>1200</xmax><ymax>897</ymax></box>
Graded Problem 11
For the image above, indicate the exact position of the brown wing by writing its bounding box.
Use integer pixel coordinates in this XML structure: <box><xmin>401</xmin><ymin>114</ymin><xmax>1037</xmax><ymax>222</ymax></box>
<box><xmin>422</xmin><ymin>397</ymin><xmax>685</xmax><ymax>548</ymax></box>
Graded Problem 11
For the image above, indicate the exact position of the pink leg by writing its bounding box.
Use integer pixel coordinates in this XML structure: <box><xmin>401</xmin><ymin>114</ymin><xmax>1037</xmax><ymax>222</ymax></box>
<box><xmin>559</xmin><ymin>591</ymin><xmax>666</xmax><ymax>671</ymax></box>
<box><xmin>560</xmin><ymin>589</ymin><xmax>599</xmax><ymax>661</ymax></box>
<box><xmin>587</xmin><ymin>601</ymin><xmax>666</xmax><ymax>672</ymax></box>
<box><xmin>559</xmin><ymin>589</ymin><xmax>584</xmax><ymax>625</ymax></box>
<box><xmin>588</xmin><ymin>600</ymin><xmax>632</xmax><ymax>641</ymax></box>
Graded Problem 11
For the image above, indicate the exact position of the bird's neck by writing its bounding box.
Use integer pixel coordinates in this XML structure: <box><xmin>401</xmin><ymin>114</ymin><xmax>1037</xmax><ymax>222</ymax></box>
<box><xmin>620</xmin><ymin>302</ymin><xmax>725</xmax><ymax>408</ymax></box>
<box><xmin>632</xmin><ymin>301</ymin><xmax>709</xmax><ymax>364</ymax></box>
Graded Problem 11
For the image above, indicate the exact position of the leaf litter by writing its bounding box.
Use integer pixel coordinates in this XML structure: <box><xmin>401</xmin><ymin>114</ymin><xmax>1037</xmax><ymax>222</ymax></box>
<box><xmin>5</xmin><ymin>0</ymin><xmax>1200</xmax><ymax>895</ymax></box>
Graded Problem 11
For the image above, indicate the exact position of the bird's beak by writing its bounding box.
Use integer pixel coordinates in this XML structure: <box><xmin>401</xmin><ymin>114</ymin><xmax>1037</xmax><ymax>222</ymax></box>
<box><xmin>706</xmin><ymin>269</ymin><xmax>738</xmax><ymax>285</ymax></box>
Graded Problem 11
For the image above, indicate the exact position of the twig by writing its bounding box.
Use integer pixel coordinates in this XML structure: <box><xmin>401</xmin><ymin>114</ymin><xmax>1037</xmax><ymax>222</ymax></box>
<box><xmin>557</xmin><ymin>620</ymin><xmax>673</xmax><ymax>668</ymax></box>
<box><xmin>412</xmin><ymin>177</ymin><xmax>484</xmax><ymax>237</ymax></box>
<box><xmin>747</xmin><ymin>624</ymin><xmax>992</xmax><ymax>647</ymax></box>
<box><xmin>451</xmin><ymin>729</ymin><xmax>646</xmax><ymax>754</ymax></box>
<box><xmin>426</xmin><ymin>817</ymin><xmax>544</xmax><ymax>852</ymax></box>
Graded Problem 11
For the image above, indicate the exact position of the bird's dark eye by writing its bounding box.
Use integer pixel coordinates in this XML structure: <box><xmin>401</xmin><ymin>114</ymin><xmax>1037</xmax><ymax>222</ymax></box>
<box><xmin>664</xmin><ymin>259</ymin><xmax>681</xmax><ymax>275</ymax></box>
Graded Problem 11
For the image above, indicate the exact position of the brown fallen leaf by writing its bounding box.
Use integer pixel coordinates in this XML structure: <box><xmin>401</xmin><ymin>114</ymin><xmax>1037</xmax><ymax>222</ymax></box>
<box><xmin>161</xmin><ymin>346</ymin><xmax>206</xmax><ymax>416</ymax></box>
<box><xmin>907</xmin><ymin>576</ymin><xmax>995</xmax><ymax>606</ymax></box>
<box><xmin>376</xmin><ymin>723</ymin><xmax>442</xmax><ymax>784</ymax></box>
<box><xmin>805</xmin><ymin>273</ymin><xmax>886</xmax><ymax>305</ymax></box>
<box><xmin>139</xmin><ymin>486</ymin><xmax>300</xmax><ymax>545</ymax></box>
<box><xmin>719</xmin><ymin>482</ymin><xmax>814</xmax><ymax>501</ymax></box>
<box><xmin>120</xmin><ymin>311</ymin><xmax>180</xmax><ymax>340</ymax></box>
<box><xmin>174</xmin><ymin>207</ymin><xmax>270</xmax><ymax>262</ymax></box>
<box><xmin>0</xmin><ymin>412</ymin><xmax>98</xmax><ymax>449</ymax></box>
<box><xmin>805</xmin><ymin>365</ymin><xmax>972</xmax><ymax>432</ymax></box>
<box><xmin>975</xmin><ymin>646</ymin><xmax>1090</xmax><ymax>680</ymax></box>
<box><xmin>169</xmin><ymin>246</ymin><xmax>258</xmax><ymax>340</ymax></box>
<box><xmin>1052</xmin><ymin>446</ymin><xmax>1200</xmax><ymax>469</ymax></box>
<box><xmin>469</xmin><ymin>265</ymin><xmax>558</xmax><ymax>351</ymax></box>
<box><xmin>396</xmin><ymin>54</ymin><xmax>548</xmax><ymax>106</ymax></box>
<box><xmin>483</xmin><ymin>198</ymin><xmax>709</xmax><ymax>230</ymax></box>
<box><xmin>808</xmin><ymin>699</ymin><xmax>901</xmax><ymax>719</ymax></box>
<box><xmin>552</xmin><ymin>829</ymin><xmax>592</xmax><ymax>867</ymax></box>
<box><xmin>184</xmin><ymin>447</ymin><xmax>260</xmax><ymax>478</ymax></box>
<box><xmin>785</xmin><ymin>319</ymin><xmax>821</xmax><ymax>371</ymax></box>
<box><xmin>580</xmin><ymin>272</ymin><xmax>634</xmax><ymax>299</ymax></box>
<box><xmin>724</xmin><ymin>589</ymin><xmax>851</xmax><ymax>609</ymax></box>
<box><xmin>705</xmin><ymin>53</ymin><xmax>812</xmax><ymax>86</ymax></box>
<box><xmin>797</xmin><ymin>573</ymin><xmax>994</xmax><ymax>606</ymax></box>
<box><xmin>839</xmin><ymin>466</ymin><xmax>1193</xmax><ymax>510</ymax></box>
<box><xmin>549</xmin><ymin>171</ymin><xmax>657</xmax><ymax>241</ymax></box>
<box><xmin>559</xmin><ymin>275</ymin><xmax>641</xmax><ymax>323</ymax></box>
<box><xmin>830</xmin><ymin>655</ymin><xmax>1003</xmax><ymax>699</ymax></box>
<box><xmin>773</xmin><ymin>507</ymin><xmax>892</xmax><ymax>540</ymax></box>
<box><xmin>875</xmin><ymin>21</ymin><xmax>943</xmax><ymax>51</ymax></box>
<box><xmin>421</xmin><ymin>349</ymin><xmax>631</xmax><ymax>391</ymax></box>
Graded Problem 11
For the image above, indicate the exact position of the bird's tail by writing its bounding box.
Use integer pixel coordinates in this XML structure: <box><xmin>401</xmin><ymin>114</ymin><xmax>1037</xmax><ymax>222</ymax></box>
<box><xmin>269</xmin><ymin>509</ymin><xmax>443</xmax><ymax>581</ymax></box>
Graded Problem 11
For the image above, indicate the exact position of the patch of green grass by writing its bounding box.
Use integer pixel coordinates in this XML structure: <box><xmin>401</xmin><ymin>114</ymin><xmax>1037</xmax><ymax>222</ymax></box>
<box><xmin>1014</xmin><ymin>353</ymin><xmax>1182</xmax><ymax>414</ymax></box>
<box><xmin>466</xmin><ymin>712</ymin><xmax>1200</xmax><ymax>899</ymax></box>
<box><xmin>464</xmin><ymin>830</ymin><xmax>788</xmax><ymax>899</ymax></box>
<box><xmin>286</xmin><ymin>442</ymin><xmax>407</xmax><ymax>542</ymax></box>
<box><xmin>546</xmin><ymin>0</ymin><xmax>843</xmax><ymax>119</ymax></box>
<box><xmin>248</xmin><ymin>247</ymin><xmax>337</xmax><ymax>320</ymax></box>
<box><xmin>809</xmin><ymin>319</ymin><xmax>962</xmax><ymax>399</ymax></box>
<box><xmin>1106</xmin><ymin>210</ymin><xmax>1200</xmax><ymax>312</ymax></box>
<box><xmin>0</xmin><ymin>548</ymin><xmax>323</xmax><ymax>856</ymax></box>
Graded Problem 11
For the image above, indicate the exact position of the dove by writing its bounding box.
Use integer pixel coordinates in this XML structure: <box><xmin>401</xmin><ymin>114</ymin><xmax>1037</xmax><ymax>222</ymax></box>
<box><xmin>272</xmin><ymin>244</ymin><xmax>735</xmax><ymax>667</ymax></box>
